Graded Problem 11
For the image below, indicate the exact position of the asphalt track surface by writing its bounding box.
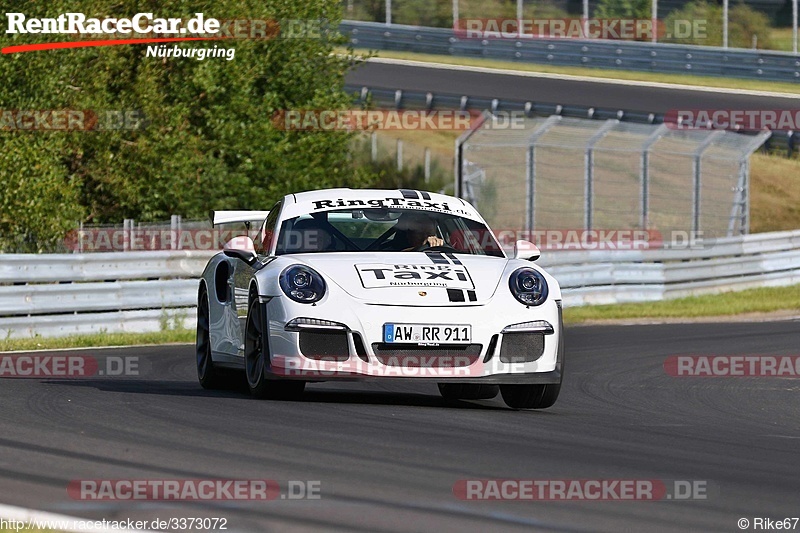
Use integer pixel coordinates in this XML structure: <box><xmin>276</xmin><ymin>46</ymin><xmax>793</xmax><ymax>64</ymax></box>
<box><xmin>345</xmin><ymin>61</ymin><xmax>800</xmax><ymax>114</ymax></box>
<box><xmin>1</xmin><ymin>320</ymin><xmax>799</xmax><ymax>532</ymax></box>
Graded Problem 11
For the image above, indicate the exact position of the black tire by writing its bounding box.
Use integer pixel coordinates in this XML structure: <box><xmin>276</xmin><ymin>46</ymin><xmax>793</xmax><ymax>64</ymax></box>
<box><xmin>196</xmin><ymin>287</ymin><xmax>227</xmax><ymax>389</ymax></box>
<box><xmin>438</xmin><ymin>383</ymin><xmax>499</xmax><ymax>401</ymax></box>
<box><xmin>500</xmin><ymin>383</ymin><xmax>561</xmax><ymax>409</ymax></box>
<box><xmin>244</xmin><ymin>298</ymin><xmax>305</xmax><ymax>400</ymax></box>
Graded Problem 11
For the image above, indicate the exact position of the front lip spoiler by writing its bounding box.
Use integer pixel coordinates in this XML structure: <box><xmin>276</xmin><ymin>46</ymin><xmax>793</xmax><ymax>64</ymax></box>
<box><xmin>261</xmin><ymin>369</ymin><xmax>562</xmax><ymax>384</ymax></box>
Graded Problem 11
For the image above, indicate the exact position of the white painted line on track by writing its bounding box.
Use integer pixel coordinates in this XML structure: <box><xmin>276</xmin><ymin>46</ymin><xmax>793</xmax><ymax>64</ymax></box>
<box><xmin>365</xmin><ymin>57</ymin><xmax>800</xmax><ymax>100</ymax></box>
<box><xmin>0</xmin><ymin>502</ymin><xmax>158</xmax><ymax>533</ymax></box>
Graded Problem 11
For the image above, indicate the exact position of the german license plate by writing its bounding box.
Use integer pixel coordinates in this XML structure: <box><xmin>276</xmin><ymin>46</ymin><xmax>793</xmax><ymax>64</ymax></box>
<box><xmin>383</xmin><ymin>323</ymin><xmax>472</xmax><ymax>344</ymax></box>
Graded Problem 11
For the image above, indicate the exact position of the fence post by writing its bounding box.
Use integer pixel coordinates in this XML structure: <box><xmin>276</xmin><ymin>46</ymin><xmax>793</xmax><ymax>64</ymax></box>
<box><xmin>692</xmin><ymin>131</ymin><xmax>724</xmax><ymax>235</ymax></box>
<box><xmin>123</xmin><ymin>219</ymin><xmax>132</xmax><ymax>251</ymax></box>
<box><xmin>454</xmin><ymin>112</ymin><xmax>487</xmax><ymax>198</ymax></box>
<box><xmin>170</xmin><ymin>215</ymin><xmax>179</xmax><ymax>250</ymax></box>
<box><xmin>371</xmin><ymin>131</ymin><xmax>378</xmax><ymax>162</ymax></box>
<box><xmin>640</xmin><ymin>124</ymin><xmax>668</xmax><ymax>229</ymax></box>
<box><xmin>396</xmin><ymin>139</ymin><xmax>403</xmax><ymax>171</ymax></box>
<box><xmin>526</xmin><ymin>115</ymin><xmax>563</xmax><ymax>231</ymax></box>
<box><xmin>585</xmin><ymin>120</ymin><xmax>618</xmax><ymax>233</ymax></box>
<box><xmin>424</xmin><ymin>148</ymin><xmax>431</xmax><ymax>183</ymax></box>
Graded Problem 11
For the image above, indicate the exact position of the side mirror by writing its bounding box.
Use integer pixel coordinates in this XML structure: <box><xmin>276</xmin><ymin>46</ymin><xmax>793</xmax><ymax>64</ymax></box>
<box><xmin>513</xmin><ymin>240</ymin><xmax>540</xmax><ymax>261</ymax></box>
<box><xmin>223</xmin><ymin>236</ymin><xmax>258</xmax><ymax>266</ymax></box>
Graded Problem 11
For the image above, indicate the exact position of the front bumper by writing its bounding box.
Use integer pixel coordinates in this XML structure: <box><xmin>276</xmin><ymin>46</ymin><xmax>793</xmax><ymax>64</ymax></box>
<box><xmin>263</xmin><ymin>297</ymin><xmax>564</xmax><ymax>383</ymax></box>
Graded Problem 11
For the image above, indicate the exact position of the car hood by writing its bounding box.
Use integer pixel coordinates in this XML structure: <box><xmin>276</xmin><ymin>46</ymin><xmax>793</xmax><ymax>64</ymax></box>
<box><xmin>296</xmin><ymin>252</ymin><xmax>509</xmax><ymax>306</ymax></box>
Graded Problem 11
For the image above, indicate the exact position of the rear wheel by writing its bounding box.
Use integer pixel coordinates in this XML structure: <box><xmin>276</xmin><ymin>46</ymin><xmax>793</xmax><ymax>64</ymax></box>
<box><xmin>500</xmin><ymin>383</ymin><xmax>560</xmax><ymax>409</ymax></box>
<box><xmin>438</xmin><ymin>383</ymin><xmax>499</xmax><ymax>401</ymax></box>
<box><xmin>196</xmin><ymin>287</ymin><xmax>227</xmax><ymax>389</ymax></box>
<box><xmin>244</xmin><ymin>298</ymin><xmax>305</xmax><ymax>400</ymax></box>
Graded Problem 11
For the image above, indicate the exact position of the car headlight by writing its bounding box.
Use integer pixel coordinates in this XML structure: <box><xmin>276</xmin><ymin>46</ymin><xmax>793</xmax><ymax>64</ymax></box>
<box><xmin>280</xmin><ymin>265</ymin><xmax>326</xmax><ymax>303</ymax></box>
<box><xmin>508</xmin><ymin>267</ymin><xmax>548</xmax><ymax>306</ymax></box>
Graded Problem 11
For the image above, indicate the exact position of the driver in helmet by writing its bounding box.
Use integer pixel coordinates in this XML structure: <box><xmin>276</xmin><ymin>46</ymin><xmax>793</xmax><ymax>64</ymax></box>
<box><xmin>394</xmin><ymin>212</ymin><xmax>444</xmax><ymax>251</ymax></box>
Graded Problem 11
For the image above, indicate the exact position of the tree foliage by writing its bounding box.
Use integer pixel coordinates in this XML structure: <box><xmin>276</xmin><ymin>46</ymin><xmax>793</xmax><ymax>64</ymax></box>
<box><xmin>0</xmin><ymin>0</ymin><xmax>369</xmax><ymax>251</ymax></box>
<box><xmin>663</xmin><ymin>0</ymin><xmax>773</xmax><ymax>48</ymax></box>
<box><xmin>594</xmin><ymin>0</ymin><xmax>651</xmax><ymax>19</ymax></box>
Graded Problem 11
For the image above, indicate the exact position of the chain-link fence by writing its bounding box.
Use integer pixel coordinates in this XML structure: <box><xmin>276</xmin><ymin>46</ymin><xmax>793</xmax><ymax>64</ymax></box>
<box><xmin>457</xmin><ymin>115</ymin><xmax>770</xmax><ymax>239</ymax></box>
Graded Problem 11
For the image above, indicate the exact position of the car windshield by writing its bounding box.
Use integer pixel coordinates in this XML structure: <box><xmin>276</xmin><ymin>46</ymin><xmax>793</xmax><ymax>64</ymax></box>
<box><xmin>275</xmin><ymin>208</ymin><xmax>504</xmax><ymax>257</ymax></box>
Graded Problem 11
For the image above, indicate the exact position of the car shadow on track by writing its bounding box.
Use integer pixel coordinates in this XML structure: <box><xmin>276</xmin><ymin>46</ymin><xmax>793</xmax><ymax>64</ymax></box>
<box><xmin>40</xmin><ymin>379</ymin><xmax>507</xmax><ymax>410</ymax></box>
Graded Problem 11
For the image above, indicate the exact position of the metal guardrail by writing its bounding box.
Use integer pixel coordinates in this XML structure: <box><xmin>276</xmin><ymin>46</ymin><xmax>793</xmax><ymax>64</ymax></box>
<box><xmin>342</xmin><ymin>20</ymin><xmax>800</xmax><ymax>82</ymax></box>
<box><xmin>0</xmin><ymin>251</ymin><xmax>213</xmax><ymax>339</ymax></box>
<box><xmin>2</xmin><ymin>232</ymin><xmax>800</xmax><ymax>338</ymax></box>
<box><xmin>346</xmin><ymin>85</ymin><xmax>796</xmax><ymax>157</ymax></box>
<box><xmin>539</xmin><ymin>229</ymin><xmax>800</xmax><ymax>305</ymax></box>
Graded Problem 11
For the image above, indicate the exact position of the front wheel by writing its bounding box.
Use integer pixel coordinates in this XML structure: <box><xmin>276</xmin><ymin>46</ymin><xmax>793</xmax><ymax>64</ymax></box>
<box><xmin>196</xmin><ymin>287</ymin><xmax>226</xmax><ymax>389</ymax></box>
<box><xmin>500</xmin><ymin>383</ymin><xmax>560</xmax><ymax>409</ymax></box>
<box><xmin>244</xmin><ymin>298</ymin><xmax>305</xmax><ymax>400</ymax></box>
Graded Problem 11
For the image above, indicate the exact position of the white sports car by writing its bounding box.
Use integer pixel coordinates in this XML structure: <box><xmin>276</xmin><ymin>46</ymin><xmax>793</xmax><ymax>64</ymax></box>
<box><xmin>196</xmin><ymin>188</ymin><xmax>564</xmax><ymax>409</ymax></box>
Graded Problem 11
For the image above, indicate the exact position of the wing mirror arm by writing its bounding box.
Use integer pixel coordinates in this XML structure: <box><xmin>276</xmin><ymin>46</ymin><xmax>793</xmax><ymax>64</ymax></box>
<box><xmin>223</xmin><ymin>236</ymin><xmax>259</xmax><ymax>266</ymax></box>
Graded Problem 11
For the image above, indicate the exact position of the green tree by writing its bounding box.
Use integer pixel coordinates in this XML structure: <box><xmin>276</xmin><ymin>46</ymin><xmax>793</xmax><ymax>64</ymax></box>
<box><xmin>0</xmin><ymin>0</ymin><xmax>370</xmax><ymax>251</ymax></box>
<box><xmin>663</xmin><ymin>0</ymin><xmax>773</xmax><ymax>48</ymax></box>
<box><xmin>594</xmin><ymin>0</ymin><xmax>651</xmax><ymax>19</ymax></box>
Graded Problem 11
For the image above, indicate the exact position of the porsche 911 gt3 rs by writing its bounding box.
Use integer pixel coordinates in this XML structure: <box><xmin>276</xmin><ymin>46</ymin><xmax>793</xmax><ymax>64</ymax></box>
<box><xmin>196</xmin><ymin>188</ymin><xmax>564</xmax><ymax>409</ymax></box>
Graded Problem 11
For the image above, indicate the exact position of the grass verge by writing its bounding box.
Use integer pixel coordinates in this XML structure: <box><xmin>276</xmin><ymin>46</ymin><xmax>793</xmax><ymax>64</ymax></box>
<box><xmin>352</xmin><ymin>49</ymin><xmax>800</xmax><ymax>95</ymax></box>
<box><xmin>0</xmin><ymin>329</ymin><xmax>194</xmax><ymax>353</ymax></box>
<box><xmin>750</xmin><ymin>153</ymin><xmax>800</xmax><ymax>233</ymax></box>
<box><xmin>564</xmin><ymin>284</ymin><xmax>800</xmax><ymax>324</ymax></box>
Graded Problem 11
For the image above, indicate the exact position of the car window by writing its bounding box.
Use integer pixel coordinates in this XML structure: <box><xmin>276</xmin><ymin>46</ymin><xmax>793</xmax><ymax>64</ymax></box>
<box><xmin>255</xmin><ymin>202</ymin><xmax>281</xmax><ymax>255</ymax></box>
<box><xmin>274</xmin><ymin>208</ymin><xmax>503</xmax><ymax>257</ymax></box>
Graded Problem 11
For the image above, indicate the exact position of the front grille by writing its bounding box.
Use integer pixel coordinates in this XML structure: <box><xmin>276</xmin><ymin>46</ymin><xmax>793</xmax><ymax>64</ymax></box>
<box><xmin>299</xmin><ymin>331</ymin><xmax>349</xmax><ymax>361</ymax></box>
<box><xmin>371</xmin><ymin>343</ymin><xmax>482</xmax><ymax>367</ymax></box>
<box><xmin>499</xmin><ymin>332</ymin><xmax>545</xmax><ymax>363</ymax></box>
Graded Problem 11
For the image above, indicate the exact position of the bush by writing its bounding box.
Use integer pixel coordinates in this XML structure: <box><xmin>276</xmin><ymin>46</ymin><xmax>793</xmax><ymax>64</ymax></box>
<box><xmin>0</xmin><ymin>0</ymin><xmax>373</xmax><ymax>252</ymax></box>
<box><xmin>663</xmin><ymin>0</ymin><xmax>773</xmax><ymax>49</ymax></box>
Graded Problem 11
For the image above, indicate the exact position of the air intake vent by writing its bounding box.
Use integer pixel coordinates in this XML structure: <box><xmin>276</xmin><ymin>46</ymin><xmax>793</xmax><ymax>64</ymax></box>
<box><xmin>299</xmin><ymin>331</ymin><xmax>349</xmax><ymax>361</ymax></box>
<box><xmin>371</xmin><ymin>343</ymin><xmax>481</xmax><ymax>367</ymax></box>
<box><xmin>499</xmin><ymin>333</ymin><xmax>545</xmax><ymax>363</ymax></box>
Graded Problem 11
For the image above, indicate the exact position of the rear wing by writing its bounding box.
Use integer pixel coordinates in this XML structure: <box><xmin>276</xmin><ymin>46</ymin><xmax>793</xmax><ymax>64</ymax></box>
<box><xmin>211</xmin><ymin>210</ymin><xmax>270</xmax><ymax>227</ymax></box>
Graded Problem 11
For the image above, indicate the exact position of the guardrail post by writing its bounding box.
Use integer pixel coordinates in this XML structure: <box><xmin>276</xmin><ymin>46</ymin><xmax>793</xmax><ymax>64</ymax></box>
<box><xmin>371</xmin><ymin>131</ymin><xmax>378</xmax><ymax>162</ymax></box>
<box><xmin>424</xmin><ymin>148</ymin><xmax>431</xmax><ymax>183</ymax></box>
